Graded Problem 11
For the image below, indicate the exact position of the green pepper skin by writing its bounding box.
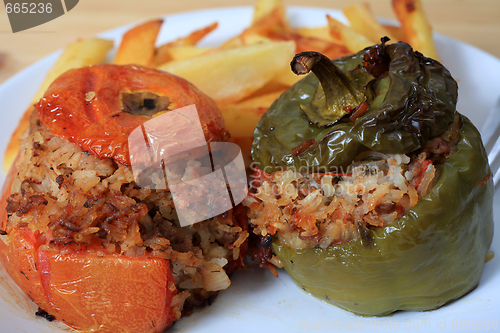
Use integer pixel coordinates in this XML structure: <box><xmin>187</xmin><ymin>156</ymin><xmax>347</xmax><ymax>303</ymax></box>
<box><xmin>252</xmin><ymin>42</ymin><xmax>458</xmax><ymax>173</ymax></box>
<box><xmin>273</xmin><ymin>116</ymin><xmax>494</xmax><ymax>316</ymax></box>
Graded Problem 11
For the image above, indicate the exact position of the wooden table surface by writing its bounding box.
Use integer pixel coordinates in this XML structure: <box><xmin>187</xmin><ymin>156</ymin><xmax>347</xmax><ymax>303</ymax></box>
<box><xmin>1</xmin><ymin>0</ymin><xmax>499</xmax><ymax>86</ymax></box>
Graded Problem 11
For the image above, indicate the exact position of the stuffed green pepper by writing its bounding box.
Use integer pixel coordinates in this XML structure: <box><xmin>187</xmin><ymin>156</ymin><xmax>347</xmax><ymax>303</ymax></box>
<box><xmin>243</xmin><ymin>38</ymin><xmax>494</xmax><ymax>316</ymax></box>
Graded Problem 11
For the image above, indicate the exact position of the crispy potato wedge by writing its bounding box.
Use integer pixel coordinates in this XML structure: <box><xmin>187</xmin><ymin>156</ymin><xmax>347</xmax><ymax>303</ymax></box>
<box><xmin>392</xmin><ymin>0</ymin><xmax>439</xmax><ymax>60</ymax></box>
<box><xmin>343</xmin><ymin>2</ymin><xmax>397</xmax><ymax>43</ymax></box>
<box><xmin>4</xmin><ymin>38</ymin><xmax>113</xmax><ymax>174</ymax></box>
<box><xmin>158</xmin><ymin>41</ymin><xmax>295</xmax><ymax>104</ymax></box>
<box><xmin>114</xmin><ymin>19</ymin><xmax>163</xmax><ymax>66</ymax></box>
<box><xmin>326</xmin><ymin>15</ymin><xmax>373</xmax><ymax>53</ymax></box>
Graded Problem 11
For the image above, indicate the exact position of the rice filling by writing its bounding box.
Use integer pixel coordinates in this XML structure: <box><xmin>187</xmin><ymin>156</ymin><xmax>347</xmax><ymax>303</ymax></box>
<box><xmin>4</xmin><ymin>111</ymin><xmax>249</xmax><ymax>319</ymax></box>
<box><xmin>244</xmin><ymin>115</ymin><xmax>461</xmax><ymax>251</ymax></box>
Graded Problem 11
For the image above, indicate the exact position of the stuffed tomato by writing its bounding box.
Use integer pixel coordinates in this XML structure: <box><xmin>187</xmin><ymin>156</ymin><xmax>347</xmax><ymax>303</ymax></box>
<box><xmin>244</xmin><ymin>40</ymin><xmax>493</xmax><ymax>315</ymax></box>
<box><xmin>0</xmin><ymin>64</ymin><xmax>248</xmax><ymax>332</ymax></box>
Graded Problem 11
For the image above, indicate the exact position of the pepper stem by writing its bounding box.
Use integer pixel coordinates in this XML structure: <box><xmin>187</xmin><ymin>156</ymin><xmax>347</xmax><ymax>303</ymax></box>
<box><xmin>291</xmin><ymin>51</ymin><xmax>366</xmax><ymax>127</ymax></box>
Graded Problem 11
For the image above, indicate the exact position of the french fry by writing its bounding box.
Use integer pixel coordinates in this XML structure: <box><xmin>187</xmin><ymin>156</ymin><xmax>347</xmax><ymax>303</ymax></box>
<box><xmin>33</xmin><ymin>39</ymin><xmax>113</xmax><ymax>104</ymax></box>
<box><xmin>237</xmin><ymin>90</ymin><xmax>285</xmax><ymax>110</ymax></box>
<box><xmin>343</xmin><ymin>2</ymin><xmax>397</xmax><ymax>43</ymax></box>
<box><xmin>158</xmin><ymin>41</ymin><xmax>295</xmax><ymax>104</ymax></box>
<box><xmin>246</xmin><ymin>7</ymin><xmax>350</xmax><ymax>59</ymax></box>
<box><xmin>220</xmin><ymin>105</ymin><xmax>266</xmax><ymax>139</ymax></box>
<box><xmin>322</xmin><ymin>42</ymin><xmax>352</xmax><ymax>60</ymax></box>
<box><xmin>220</xmin><ymin>91</ymin><xmax>283</xmax><ymax>168</ymax></box>
<box><xmin>265</xmin><ymin>34</ymin><xmax>350</xmax><ymax>87</ymax></box>
<box><xmin>295</xmin><ymin>26</ymin><xmax>342</xmax><ymax>44</ymax></box>
<box><xmin>392</xmin><ymin>0</ymin><xmax>439</xmax><ymax>60</ymax></box>
<box><xmin>3</xmin><ymin>38</ymin><xmax>113</xmax><ymax>173</ymax></box>
<box><xmin>242</xmin><ymin>81</ymin><xmax>289</xmax><ymax>101</ymax></box>
<box><xmin>242</xmin><ymin>33</ymin><xmax>273</xmax><ymax>45</ymax></box>
<box><xmin>165</xmin><ymin>46</ymin><xmax>215</xmax><ymax>61</ymax></box>
<box><xmin>114</xmin><ymin>19</ymin><xmax>163</xmax><ymax>66</ymax></box>
<box><xmin>152</xmin><ymin>43</ymin><xmax>172</xmax><ymax>67</ymax></box>
<box><xmin>288</xmin><ymin>32</ymin><xmax>350</xmax><ymax>59</ymax></box>
<box><xmin>383</xmin><ymin>24</ymin><xmax>405</xmax><ymax>42</ymax></box>
<box><xmin>222</xmin><ymin>7</ymin><xmax>288</xmax><ymax>49</ymax></box>
<box><xmin>153</xmin><ymin>22</ymin><xmax>218</xmax><ymax>66</ymax></box>
<box><xmin>221</xmin><ymin>105</ymin><xmax>261</xmax><ymax>168</ymax></box>
<box><xmin>3</xmin><ymin>108</ymin><xmax>30</xmax><ymax>173</ymax></box>
<box><xmin>253</xmin><ymin>7</ymin><xmax>289</xmax><ymax>37</ymax></box>
<box><xmin>221</xmin><ymin>32</ymin><xmax>273</xmax><ymax>49</ymax></box>
<box><xmin>172</xmin><ymin>22</ymin><xmax>218</xmax><ymax>46</ymax></box>
<box><xmin>252</xmin><ymin>0</ymin><xmax>289</xmax><ymax>29</ymax></box>
<box><xmin>327</xmin><ymin>15</ymin><xmax>373</xmax><ymax>53</ymax></box>
<box><xmin>4</xmin><ymin>0</ymin><xmax>442</xmax><ymax>174</ymax></box>
<box><xmin>270</xmin><ymin>65</ymin><xmax>302</xmax><ymax>86</ymax></box>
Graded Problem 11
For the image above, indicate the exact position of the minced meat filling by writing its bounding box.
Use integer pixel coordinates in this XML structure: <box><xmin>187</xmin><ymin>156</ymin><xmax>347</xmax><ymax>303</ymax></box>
<box><xmin>244</xmin><ymin>115</ymin><xmax>461</xmax><ymax>252</ymax></box>
<box><xmin>5</xmin><ymin>111</ymin><xmax>248</xmax><ymax>318</ymax></box>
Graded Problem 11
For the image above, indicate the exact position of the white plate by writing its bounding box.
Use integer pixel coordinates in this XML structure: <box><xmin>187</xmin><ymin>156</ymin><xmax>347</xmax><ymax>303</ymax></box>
<box><xmin>0</xmin><ymin>6</ymin><xmax>499</xmax><ymax>333</ymax></box>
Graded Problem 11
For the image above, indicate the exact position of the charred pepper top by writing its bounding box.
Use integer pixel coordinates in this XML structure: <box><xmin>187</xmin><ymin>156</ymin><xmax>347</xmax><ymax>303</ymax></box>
<box><xmin>252</xmin><ymin>40</ymin><xmax>458</xmax><ymax>172</ymax></box>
